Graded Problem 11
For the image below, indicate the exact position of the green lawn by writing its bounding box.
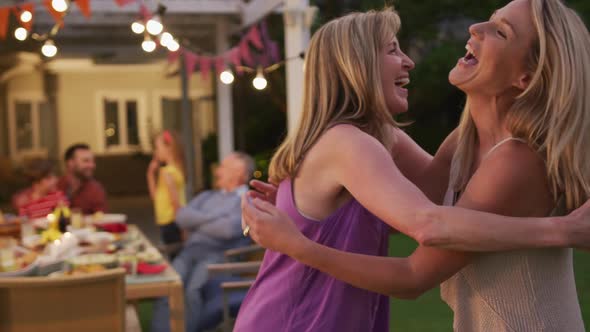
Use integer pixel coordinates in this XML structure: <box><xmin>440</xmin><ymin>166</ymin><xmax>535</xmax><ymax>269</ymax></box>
<box><xmin>389</xmin><ymin>234</ymin><xmax>590</xmax><ymax>331</ymax></box>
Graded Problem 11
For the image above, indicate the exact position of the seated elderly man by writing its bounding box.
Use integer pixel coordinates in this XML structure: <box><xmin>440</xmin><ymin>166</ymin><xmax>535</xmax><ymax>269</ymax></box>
<box><xmin>152</xmin><ymin>151</ymin><xmax>255</xmax><ymax>332</ymax></box>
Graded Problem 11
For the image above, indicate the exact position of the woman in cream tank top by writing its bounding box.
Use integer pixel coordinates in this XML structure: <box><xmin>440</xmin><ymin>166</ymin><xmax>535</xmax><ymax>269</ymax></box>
<box><xmin>440</xmin><ymin>138</ymin><xmax>584</xmax><ymax>331</ymax></box>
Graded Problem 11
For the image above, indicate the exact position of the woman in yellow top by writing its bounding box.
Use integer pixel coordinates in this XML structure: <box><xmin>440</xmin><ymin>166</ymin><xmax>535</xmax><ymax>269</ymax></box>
<box><xmin>147</xmin><ymin>130</ymin><xmax>187</xmax><ymax>246</ymax></box>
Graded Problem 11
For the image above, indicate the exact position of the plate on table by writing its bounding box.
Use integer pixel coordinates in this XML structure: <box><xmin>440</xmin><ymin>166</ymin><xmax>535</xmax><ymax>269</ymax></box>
<box><xmin>66</xmin><ymin>253</ymin><xmax>117</xmax><ymax>268</ymax></box>
<box><xmin>85</xmin><ymin>232</ymin><xmax>116</xmax><ymax>245</ymax></box>
<box><xmin>0</xmin><ymin>246</ymin><xmax>39</xmax><ymax>277</ymax></box>
<box><xmin>89</xmin><ymin>213</ymin><xmax>127</xmax><ymax>225</ymax></box>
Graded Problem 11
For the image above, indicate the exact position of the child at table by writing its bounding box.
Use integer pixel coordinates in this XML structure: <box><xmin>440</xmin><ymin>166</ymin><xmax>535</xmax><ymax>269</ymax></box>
<box><xmin>147</xmin><ymin>130</ymin><xmax>187</xmax><ymax>247</ymax></box>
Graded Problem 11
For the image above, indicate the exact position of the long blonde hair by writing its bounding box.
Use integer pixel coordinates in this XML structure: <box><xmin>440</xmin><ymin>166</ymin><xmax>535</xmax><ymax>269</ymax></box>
<box><xmin>451</xmin><ymin>0</ymin><xmax>590</xmax><ymax>210</ymax></box>
<box><xmin>269</xmin><ymin>8</ymin><xmax>403</xmax><ymax>183</ymax></box>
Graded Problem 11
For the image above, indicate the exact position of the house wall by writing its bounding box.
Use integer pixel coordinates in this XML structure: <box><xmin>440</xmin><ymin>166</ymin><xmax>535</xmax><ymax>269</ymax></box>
<box><xmin>56</xmin><ymin>64</ymin><xmax>213</xmax><ymax>158</ymax></box>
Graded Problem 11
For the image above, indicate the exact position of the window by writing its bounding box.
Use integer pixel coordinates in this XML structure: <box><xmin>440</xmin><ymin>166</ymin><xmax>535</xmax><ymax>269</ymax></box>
<box><xmin>102</xmin><ymin>97</ymin><xmax>141</xmax><ymax>151</ymax></box>
<box><xmin>8</xmin><ymin>97</ymin><xmax>52</xmax><ymax>157</ymax></box>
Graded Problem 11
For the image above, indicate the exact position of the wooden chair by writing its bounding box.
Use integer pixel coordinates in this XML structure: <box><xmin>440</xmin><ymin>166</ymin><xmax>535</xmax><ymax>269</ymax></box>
<box><xmin>205</xmin><ymin>244</ymin><xmax>265</xmax><ymax>332</ymax></box>
<box><xmin>0</xmin><ymin>268</ymin><xmax>126</xmax><ymax>332</ymax></box>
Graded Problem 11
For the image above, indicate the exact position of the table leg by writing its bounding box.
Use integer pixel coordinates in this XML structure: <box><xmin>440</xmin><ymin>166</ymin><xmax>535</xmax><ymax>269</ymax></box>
<box><xmin>169</xmin><ymin>281</ymin><xmax>185</xmax><ymax>332</ymax></box>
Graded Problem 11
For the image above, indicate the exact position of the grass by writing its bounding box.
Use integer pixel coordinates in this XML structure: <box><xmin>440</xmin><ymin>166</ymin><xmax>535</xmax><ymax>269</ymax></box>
<box><xmin>388</xmin><ymin>234</ymin><xmax>590</xmax><ymax>331</ymax></box>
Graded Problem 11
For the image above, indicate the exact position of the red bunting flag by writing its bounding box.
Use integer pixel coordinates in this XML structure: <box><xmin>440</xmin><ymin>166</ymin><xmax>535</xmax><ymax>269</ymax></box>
<box><xmin>114</xmin><ymin>0</ymin><xmax>137</xmax><ymax>7</ymax></box>
<box><xmin>239</xmin><ymin>40</ymin><xmax>254</xmax><ymax>67</ymax></box>
<box><xmin>75</xmin><ymin>0</ymin><xmax>92</xmax><ymax>18</ymax></box>
<box><xmin>184</xmin><ymin>51</ymin><xmax>199</xmax><ymax>80</ymax></box>
<box><xmin>139</xmin><ymin>3</ymin><xmax>152</xmax><ymax>20</ymax></box>
<box><xmin>0</xmin><ymin>7</ymin><xmax>9</xmax><ymax>40</ymax></box>
<box><xmin>199</xmin><ymin>56</ymin><xmax>212</xmax><ymax>81</ymax></box>
<box><xmin>18</xmin><ymin>3</ymin><xmax>34</xmax><ymax>31</ymax></box>
<box><xmin>248</xmin><ymin>26</ymin><xmax>264</xmax><ymax>50</ymax></box>
<box><xmin>43</xmin><ymin>0</ymin><xmax>65</xmax><ymax>27</ymax></box>
<box><xmin>215</xmin><ymin>57</ymin><xmax>225</xmax><ymax>76</ymax></box>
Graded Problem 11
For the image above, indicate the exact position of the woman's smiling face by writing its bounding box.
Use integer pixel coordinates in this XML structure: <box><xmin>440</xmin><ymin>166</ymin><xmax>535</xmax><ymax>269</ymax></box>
<box><xmin>449</xmin><ymin>0</ymin><xmax>537</xmax><ymax>96</ymax></box>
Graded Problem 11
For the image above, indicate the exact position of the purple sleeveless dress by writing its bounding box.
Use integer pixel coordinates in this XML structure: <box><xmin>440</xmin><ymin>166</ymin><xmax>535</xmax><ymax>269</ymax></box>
<box><xmin>234</xmin><ymin>179</ymin><xmax>391</xmax><ymax>332</ymax></box>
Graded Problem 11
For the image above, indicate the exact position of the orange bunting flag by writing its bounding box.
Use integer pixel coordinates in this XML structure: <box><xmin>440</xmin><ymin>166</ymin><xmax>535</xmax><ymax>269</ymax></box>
<box><xmin>75</xmin><ymin>0</ymin><xmax>92</xmax><ymax>18</ymax></box>
<box><xmin>43</xmin><ymin>0</ymin><xmax>65</xmax><ymax>27</ymax></box>
<box><xmin>0</xmin><ymin>7</ymin><xmax>10</xmax><ymax>40</ymax></box>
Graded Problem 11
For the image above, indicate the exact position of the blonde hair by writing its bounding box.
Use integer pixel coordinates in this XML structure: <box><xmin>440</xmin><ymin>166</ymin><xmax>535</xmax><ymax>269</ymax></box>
<box><xmin>451</xmin><ymin>0</ymin><xmax>590</xmax><ymax>210</ymax></box>
<box><xmin>269</xmin><ymin>7</ymin><xmax>403</xmax><ymax>183</ymax></box>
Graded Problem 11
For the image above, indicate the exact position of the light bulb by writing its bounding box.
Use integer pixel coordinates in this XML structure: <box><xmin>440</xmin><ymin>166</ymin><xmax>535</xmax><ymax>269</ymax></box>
<box><xmin>20</xmin><ymin>10</ymin><xmax>32</xmax><ymax>23</ymax></box>
<box><xmin>14</xmin><ymin>27</ymin><xmax>27</xmax><ymax>41</ymax></box>
<box><xmin>131</xmin><ymin>21</ymin><xmax>145</xmax><ymax>34</ymax></box>
<box><xmin>252</xmin><ymin>69</ymin><xmax>267</xmax><ymax>90</ymax></box>
<box><xmin>159</xmin><ymin>32</ymin><xmax>173</xmax><ymax>47</ymax></box>
<box><xmin>220</xmin><ymin>70</ymin><xmax>235</xmax><ymax>85</ymax></box>
<box><xmin>142</xmin><ymin>36</ymin><xmax>156</xmax><ymax>53</ymax></box>
<box><xmin>166</xmin><ymin>39</ymin><xmax>180</xmax><ymax>52</ymax></box>
<box><xmin>41</xmin><ymin>40</ymin><xmax>58</xmax><ymax>57</ymax></box>
<box><xmin>146</xmin><ymin>17</ymin><xmax>163</xmax><ymax>35</ymax></box>
<box><xmin>51</xmin><ymin>0</ymin><xmax>68</xmax><ymax>13</ymax></box>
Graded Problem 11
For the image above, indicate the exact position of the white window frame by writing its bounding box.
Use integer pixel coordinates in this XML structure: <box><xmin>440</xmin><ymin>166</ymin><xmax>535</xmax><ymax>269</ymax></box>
<box><xmin>7</xmin><ymin>91</ymin><xmax>48</xmax><ymax>159</ymax></box>
<box><xmin>95</xmin><ymin>91</ymin><xmax>148</xmax><ymax>154</ymax></box>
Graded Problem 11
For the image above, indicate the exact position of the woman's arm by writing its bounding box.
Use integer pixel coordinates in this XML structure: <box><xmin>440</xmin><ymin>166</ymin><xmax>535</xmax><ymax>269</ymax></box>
<box><xmin>146</xmin><ymin>159</ymin><xmax>159</xmax><ymax>201</ymax></box>
<box><xmin>313</xmin><ymin>125</ymin><xmax>576</xmax><ymax>250</ymax></box>
<box><xmin>392</xmin><ymin>128</ymin><xmax>457</xmax><ymax>204</ymax></box>
<box><xmin>242</xmin><ymin>140</ymin><xmax>566</xmax><ymax>296</ymax></box>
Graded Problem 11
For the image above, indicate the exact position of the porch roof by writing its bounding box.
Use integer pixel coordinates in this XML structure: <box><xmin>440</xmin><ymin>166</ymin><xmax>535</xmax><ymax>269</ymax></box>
<box><xmin>2</xmin><ymin>0</ymin><xmax>281</xmax><ymax>63</ymax></box>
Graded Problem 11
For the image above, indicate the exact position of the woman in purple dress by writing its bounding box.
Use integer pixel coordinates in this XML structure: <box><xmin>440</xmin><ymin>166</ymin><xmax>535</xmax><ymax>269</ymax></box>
<box><xmin>235</xmin><ymin>5</ymin><xmax>590</xmax><ymax>332</ymax></box>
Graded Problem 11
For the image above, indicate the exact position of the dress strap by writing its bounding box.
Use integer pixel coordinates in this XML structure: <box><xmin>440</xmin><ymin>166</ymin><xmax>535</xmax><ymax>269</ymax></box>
<box><xmin>483</xmin><ymin>137</ymin><xmax>527</xmax><ymax>161</ymax></box>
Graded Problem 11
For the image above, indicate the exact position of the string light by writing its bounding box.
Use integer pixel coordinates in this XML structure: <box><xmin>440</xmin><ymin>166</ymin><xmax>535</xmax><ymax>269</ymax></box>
<box><xmin>131</xmin><ymin>21</ymin><xmax>145</xmax><ymax>34</ymax></box>
<box><xmin>159</xmin><ymin>32</ymin><xmax>173</xmax><ymax>47</ymax></box>
<box><xmin>51</xmin><ymin>0</ymin><xmax>68</xmax><ymax>13</ymax></box>
<box><xmin>220</xmin><ymin>70</ymin><xmax>235</xmax><ymax>85</ymax></box>
<box><xmin>252</xmin><ymin>67</ymin><xmax>268</xmax><ymax>90</ymax></box>
<box><xmin>146</xmin><ymin>16</ymin><xmax>163</xmax><ymax>35</ymax></box>
<box><xmin>41</xmin><ymin>40</ymin><xmax>58</xmax><ymax>57</ymax></box>
<box><xmin>167</xmin><ymin>39</ymin><xmax>180</xmax><ymax>52</ymax></box>
<box><xmin>141</xmin><ymin>35</ymin><xmax>156</xmax><ymax>53</ymax></box>
<box><xmin>20</xmin><ymin>10</ymin><xmax>32</xmax><ymax>23</ymax></box>
<box><xmin>14</xmin><ymin>27</ymin><xmax>28</xmax><ymax>41</ymax></box>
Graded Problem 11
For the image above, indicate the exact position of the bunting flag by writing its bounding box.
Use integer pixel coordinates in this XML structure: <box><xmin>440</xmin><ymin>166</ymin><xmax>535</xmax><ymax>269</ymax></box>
<box><xmin>139</xmin><ymin>3</ymin><xmax>152</xmax><ymax>20</ymax></box>
<box><xmin>199</xmin><ymin>56</ymin><xmax>212</xmax><ymax>81</ymax></box>
<box><xmin>0</xmin><ymin>7</ymin><xmax>9</xmax><ymax>39</ymax></box>
<box><xmin>184</xmin><ymin>51</ymin><xmax>199</xmax><ymax>80</ymax></box>
<box><xmin>74</xmin><ymin>0</ymin><xmax>92</xmax><ymax>18</ymax></box>
<box><xmin>215</xmin><ymin>57</ymin><xmax>225</xmax><ymax>77</ymax></box>
<box><xmin>18</xmin><ymin>3</ymin><xmax>34</xmax><ymax>31</ymax></box>
<box><xmin>42</xmin><ymin>0</ymin><xmax>64</xmax><ymax>27</ymax></box>
<box><xmin>114</xmin><ymin>0</ymin><xmax>137</xmax><ymax>7</ymax></box>
<box><xmin>239</xmin><ymin>39</ymin><xmax>254</xmax><ymax>67</ymax></box>
<box><xmin>247</xmin><ymin>26</ymin><xmax>264</xmax><ymax>50</ymax></box>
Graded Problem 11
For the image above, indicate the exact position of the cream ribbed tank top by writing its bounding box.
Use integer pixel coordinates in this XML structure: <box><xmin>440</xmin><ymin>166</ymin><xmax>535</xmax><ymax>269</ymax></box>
<box><xmin>441</xmin><ymin>138</ymin><xmax>585</xmax><ymax>332</ymax></box>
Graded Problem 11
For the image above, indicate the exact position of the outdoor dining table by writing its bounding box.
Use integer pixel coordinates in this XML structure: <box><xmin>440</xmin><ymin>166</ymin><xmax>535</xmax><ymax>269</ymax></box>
<box><xmin>124</xmin><ymin>224</ymin><xmax>185</xmax><ymax>332</ymax></box>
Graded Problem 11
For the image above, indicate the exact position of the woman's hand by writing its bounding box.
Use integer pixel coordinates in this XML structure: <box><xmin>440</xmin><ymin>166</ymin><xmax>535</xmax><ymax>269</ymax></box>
<box><xmin>564</xmin><ymin>199</ymin><xmax>590</xmax><ymax>252</ymax></box>
<box><xmin>242</xmin><ymin>195</ymin><xmax>309</xmax><ymax>256</ymax></box>
<box><xmin>248</xmin><ymin>179</ymin><xmax>278</xmax><ymax>205</ymax></box>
